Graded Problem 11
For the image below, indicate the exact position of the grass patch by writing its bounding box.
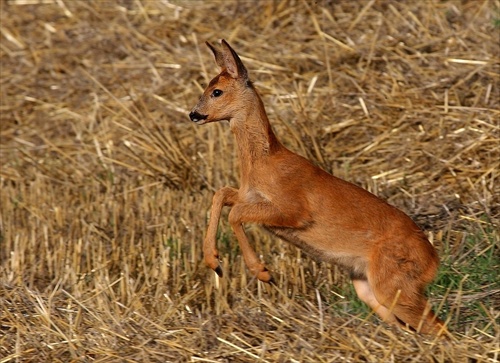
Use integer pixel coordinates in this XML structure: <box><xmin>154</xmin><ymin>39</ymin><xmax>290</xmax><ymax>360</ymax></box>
<box><xmin>432</xmin><ymin>227</ymin><xmax>500</xmax><ymax>334</ymax></box>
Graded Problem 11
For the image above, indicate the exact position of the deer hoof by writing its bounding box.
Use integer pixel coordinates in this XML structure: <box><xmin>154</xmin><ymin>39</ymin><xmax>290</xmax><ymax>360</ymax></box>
<box><xmin>257</xmin><ymin>268</ymin><xmax>273</xmax><ymax>283</ymax></box>
<box><xmin>204</xmin><ymin>251</ymin><xmax>221</xmax><ymax>274</ymax></box>
<box><xmin>214</xmin><ymin>265</ymin><xmax>223</xmax><ymax>277</ymax></box>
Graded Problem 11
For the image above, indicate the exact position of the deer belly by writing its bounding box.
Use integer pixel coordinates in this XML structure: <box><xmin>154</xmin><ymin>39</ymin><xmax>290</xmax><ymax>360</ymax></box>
<box><xmin>264</xmin><ymin>226</ymin><xmax>368</xmax><ymax>279</ymax></box>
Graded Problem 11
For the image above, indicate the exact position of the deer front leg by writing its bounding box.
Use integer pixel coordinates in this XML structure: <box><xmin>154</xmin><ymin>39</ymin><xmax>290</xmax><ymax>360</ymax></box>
<box><xmin>204</xmin><ymin>186</ymin><xmax>238</xmax><ymax>277</ymax></box>
<box><xmin>230</xmin><ymin>222</ymin><xmax>274</xmax><ymax>283</ymax></box>
<box><xmin>228</xmin><ymin>201</ymin><xmax>309</xmax><ymax>283</ymax></box>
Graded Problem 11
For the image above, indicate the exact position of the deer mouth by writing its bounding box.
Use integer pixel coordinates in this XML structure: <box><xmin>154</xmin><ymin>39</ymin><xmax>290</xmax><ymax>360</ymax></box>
<box><xmin>189</xmin><ymin>111</ymin><xmax>208</xmax><ymax>124</ymax></box>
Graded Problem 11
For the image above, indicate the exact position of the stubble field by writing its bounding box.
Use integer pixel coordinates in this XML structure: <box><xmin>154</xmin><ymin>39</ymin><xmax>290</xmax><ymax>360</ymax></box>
<box><xmin>1</xmin><ymin>0</ymin><xmax>499</xmax><ymax>362</ymax></box>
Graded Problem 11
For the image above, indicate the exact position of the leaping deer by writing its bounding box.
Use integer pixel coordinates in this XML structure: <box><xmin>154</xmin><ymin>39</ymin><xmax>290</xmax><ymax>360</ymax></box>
<box><xmin>189</xmin><ymin>39</ymin><xmax>448</xmax><ymax>336</ymax></box>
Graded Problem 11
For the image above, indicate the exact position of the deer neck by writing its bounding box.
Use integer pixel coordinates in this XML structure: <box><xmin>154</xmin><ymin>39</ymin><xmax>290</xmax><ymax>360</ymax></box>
<box><xmin>230</xmin><ymin>93</ymin><xmax>281</xmax><ymax>180</ymax></box>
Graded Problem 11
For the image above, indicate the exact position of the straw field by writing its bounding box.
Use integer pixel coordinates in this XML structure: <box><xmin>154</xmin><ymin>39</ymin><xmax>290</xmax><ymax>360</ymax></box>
<box><xmin>1</xmin><ymin>0</ymin><xmax>499</xmax><ymax>361</ymax></box>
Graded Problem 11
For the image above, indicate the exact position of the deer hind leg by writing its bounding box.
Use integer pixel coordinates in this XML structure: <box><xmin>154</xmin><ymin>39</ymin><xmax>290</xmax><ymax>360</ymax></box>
<box><xmin>392</xmin><ymin>294</ymin><xmax>448</xmax><ymax>336</ymax></box>
<box><xmin>352</xmin><ymin>279</ymin><xmax>398</xmax><ymax>324</ymax></box>
<box><xmin>204</xmin><ymin>187</ymin><xmax>239</xmax><ymax>277</ymax></box>
<box><xmin>367</xmin><ymin>252</ymin><xmax>448</xmax><ymax>336</ymax></box>
<box><xmin>373</xmin><ymin>282</ymin><xmax>447</xmax><ymax>336</ymax></box>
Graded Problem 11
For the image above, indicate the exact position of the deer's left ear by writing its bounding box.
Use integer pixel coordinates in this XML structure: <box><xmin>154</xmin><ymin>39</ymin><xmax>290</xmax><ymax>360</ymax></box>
<box><xmin>206</xmin><ymin>41</ymin><xmax>225</xmax><ymax>69</ymax></box>
<box><xmin>220</xmin><ymin>39</ymin><xmax>248</xmax><ymax>80</ymax></box>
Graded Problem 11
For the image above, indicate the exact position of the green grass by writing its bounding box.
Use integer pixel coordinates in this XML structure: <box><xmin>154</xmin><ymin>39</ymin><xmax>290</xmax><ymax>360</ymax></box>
<box><xmin>431</xmin><ymin>227</ymin><xmax>499</xmax><ymax>334</ymax></box>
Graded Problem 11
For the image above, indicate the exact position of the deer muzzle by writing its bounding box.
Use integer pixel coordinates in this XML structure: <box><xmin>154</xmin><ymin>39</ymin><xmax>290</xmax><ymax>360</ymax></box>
<box><xmin>189</xmin><ymin>111</ymin><xmax>208</xmax><ymax>123</ymax></box>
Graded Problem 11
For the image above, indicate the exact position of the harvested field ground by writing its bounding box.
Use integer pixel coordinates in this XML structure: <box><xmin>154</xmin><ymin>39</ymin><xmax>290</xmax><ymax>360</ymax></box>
<box><xmin>1</xmin><ymin>0</ymin><xmax>499</xmax><ymax>362</ymax></box>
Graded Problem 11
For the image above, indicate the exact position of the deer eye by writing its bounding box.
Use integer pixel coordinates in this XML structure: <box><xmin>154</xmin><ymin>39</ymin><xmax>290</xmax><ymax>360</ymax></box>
<box><xmin>211</xmin><ymin>89</ymin><xmax>223</xmax><ymax>97</ymax></box>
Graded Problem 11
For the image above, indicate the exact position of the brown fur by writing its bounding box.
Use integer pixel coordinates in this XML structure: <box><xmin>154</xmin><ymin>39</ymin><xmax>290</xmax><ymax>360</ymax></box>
<box><xmin>189</xmin><ymin>39</ymin><xmax>448</xmax><ymax>336</ymax></box>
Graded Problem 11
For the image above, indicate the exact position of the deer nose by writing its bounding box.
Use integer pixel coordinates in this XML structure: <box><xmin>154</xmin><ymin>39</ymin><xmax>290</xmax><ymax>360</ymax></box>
<box><xmin>189</xmin><ymin>111</ymin><xmax>208</xmax><ymax>123</ymax></box>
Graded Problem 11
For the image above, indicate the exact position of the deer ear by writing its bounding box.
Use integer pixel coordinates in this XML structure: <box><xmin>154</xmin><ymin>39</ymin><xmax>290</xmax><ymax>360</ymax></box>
<box><xmin>220</xmin><ymin>39</ymin><xmax>248</xmax><ymax>80</ymax></box>
<box><xmin>206</xmin><ymin>41</ymin><xmax>225</xmax><ymax>69</ymax></box>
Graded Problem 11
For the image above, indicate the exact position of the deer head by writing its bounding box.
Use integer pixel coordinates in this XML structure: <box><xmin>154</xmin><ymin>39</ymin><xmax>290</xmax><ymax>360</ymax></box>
<box><xmin>189</xmin><ymin>40</ymin><xmax>254</xmax><ymax>125</ymax></box>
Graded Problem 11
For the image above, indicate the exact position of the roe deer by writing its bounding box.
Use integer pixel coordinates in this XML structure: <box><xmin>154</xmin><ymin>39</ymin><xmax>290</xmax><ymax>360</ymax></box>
<box><xmin>189</xmin><ymin>39</ymin><xmax>448</xmax><ymax>336</ymax></box>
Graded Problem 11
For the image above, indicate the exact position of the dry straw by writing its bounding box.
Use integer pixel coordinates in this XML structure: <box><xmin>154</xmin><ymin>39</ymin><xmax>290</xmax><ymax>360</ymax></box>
<box><xmin>1</xmin><ymin>0</ymin><xmax>499</xmax><ymax>361</ymax></box>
